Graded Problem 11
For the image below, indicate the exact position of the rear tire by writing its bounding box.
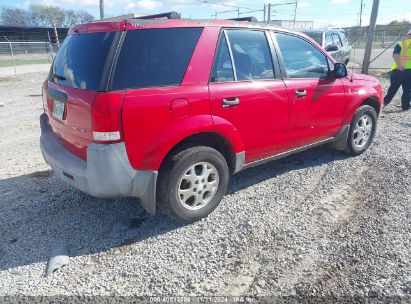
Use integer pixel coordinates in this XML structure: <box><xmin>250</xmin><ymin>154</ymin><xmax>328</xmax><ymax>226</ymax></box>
<box><xmin>345</xmin><ymin>105</ymin><xmax>377</xmax><ymax>156</ymax></box>
<box><xmin>157</xmin><ymin>146</ymin><xmax>229</xmax><ymax>223</ymax></box>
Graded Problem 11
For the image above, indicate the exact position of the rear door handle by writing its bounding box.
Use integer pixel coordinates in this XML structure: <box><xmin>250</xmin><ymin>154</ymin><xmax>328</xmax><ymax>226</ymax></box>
<box><xmin>295</xmin><ymin>90</ymin><xmax>307</xmax><ymax>97</ymax></box>
<box><xmin>222</xmin><ymin>97</ymin><xmax>240</xmax><ymax>108</ymax></box>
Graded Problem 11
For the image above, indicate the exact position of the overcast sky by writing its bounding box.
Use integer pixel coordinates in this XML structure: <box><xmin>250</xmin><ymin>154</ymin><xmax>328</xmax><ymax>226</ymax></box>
<box><xmin>4</xmin><ymin>0</ymin><xmax>411</xmax><ymax>28</ymax></box>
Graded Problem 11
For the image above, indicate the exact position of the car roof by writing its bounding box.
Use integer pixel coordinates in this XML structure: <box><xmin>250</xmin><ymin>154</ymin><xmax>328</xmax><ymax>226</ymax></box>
<box><xmin>69</xmin><ymin>18</ymin><xmax>300</xmax><ymax>35</ymax></box>
<box><xmin>299</xmin><ymin>29</ymin><xmax>323</xmax><ymax>33</ymax></box>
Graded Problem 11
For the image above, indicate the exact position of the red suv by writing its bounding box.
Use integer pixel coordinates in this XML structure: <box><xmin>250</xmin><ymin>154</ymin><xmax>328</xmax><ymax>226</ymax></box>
<box><xmin>40</xmin><ymin>18</ymin><xmax>383</xmax><ymax>223</ymax></box>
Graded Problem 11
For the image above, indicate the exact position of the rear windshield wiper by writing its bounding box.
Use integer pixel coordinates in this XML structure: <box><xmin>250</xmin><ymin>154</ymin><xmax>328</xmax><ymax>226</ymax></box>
<box><xmin>53</xmin><ymin>73</ymin><xmax>66</xmax><ymax>81</ymax></box>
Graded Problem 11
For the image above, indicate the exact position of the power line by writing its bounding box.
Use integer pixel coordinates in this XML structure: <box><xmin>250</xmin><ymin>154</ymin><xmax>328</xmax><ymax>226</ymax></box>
<box><xmin>202</xmin><ymin>0</ymin><xmax>260</xmax><ymax>11</ymax></box>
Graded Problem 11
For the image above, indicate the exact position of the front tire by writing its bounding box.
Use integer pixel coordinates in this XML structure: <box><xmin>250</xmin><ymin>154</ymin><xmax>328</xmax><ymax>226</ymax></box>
<box><xmin>157</xmin><ymin>146</ymin><xmax>229</xmax><ymax>223</ymax></box>
<box><xmin>345</xmin><ymin>105</ymin><xmax>377</xmax><ymax>156</ymax></box>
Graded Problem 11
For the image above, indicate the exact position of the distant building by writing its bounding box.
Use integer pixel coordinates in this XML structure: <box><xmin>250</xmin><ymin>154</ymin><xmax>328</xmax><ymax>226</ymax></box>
<box><xmin>270</xmin><ymin>20</ymin><xmax>314</xmax><ymax>29</ymax></box>
<box><xmin>0</xmin><ymin>25</ymin><xmax>69</xmax><ymax>43</ymax></box>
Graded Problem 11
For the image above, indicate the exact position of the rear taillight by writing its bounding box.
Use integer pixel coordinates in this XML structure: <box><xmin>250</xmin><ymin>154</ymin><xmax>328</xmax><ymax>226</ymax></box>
<box><xmin>91</xmin><ymin>92</ymin><xmax>123</xmax><ymax>143</ymax></box>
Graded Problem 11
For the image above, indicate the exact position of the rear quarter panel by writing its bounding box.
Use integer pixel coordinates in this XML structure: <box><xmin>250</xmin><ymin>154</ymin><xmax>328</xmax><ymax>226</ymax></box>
<box><xmin>122</xmin><ymin>86</ymin><xmax>211</xmax><ymax>170</ymax></box>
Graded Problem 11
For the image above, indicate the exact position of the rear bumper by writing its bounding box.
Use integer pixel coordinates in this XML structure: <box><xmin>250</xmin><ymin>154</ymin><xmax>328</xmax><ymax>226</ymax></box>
<box><xmin>39</xmin><ymin>113</ymin><xmax>157</xmax><ymax>214</ymax></box>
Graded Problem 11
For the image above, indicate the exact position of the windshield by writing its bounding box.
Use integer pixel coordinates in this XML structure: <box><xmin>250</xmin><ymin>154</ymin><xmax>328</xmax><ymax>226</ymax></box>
<box><xmin>50</xmin><ymin>32</ymin><xmax>117</xmax><ymax>91</ymax></box>
<box><xmin>303</xmin><ymin>32</ymin><xmax>323</xmax><ymax>46</ymax></box>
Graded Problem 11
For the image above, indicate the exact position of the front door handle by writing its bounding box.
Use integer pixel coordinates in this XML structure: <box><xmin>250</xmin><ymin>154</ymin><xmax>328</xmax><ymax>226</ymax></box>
<box><xmin>295</xmin><ymin>89</ymin><xmax>307</xmax><ymax>97</ymax></box>
<box><xmin>222</xmin><ymin>97</ymin><xmax>240</xmax><ymax>108</ymax></box>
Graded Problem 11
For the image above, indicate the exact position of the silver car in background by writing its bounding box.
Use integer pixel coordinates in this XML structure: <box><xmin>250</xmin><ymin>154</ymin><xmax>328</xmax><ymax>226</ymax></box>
<box><xmin>300</xmin><ymin>29</ymin><xmax>352</xmax><ymax>64</ymax></box>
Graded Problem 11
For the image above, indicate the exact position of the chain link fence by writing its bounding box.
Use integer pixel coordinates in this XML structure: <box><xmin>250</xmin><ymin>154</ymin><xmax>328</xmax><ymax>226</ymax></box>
<box><xmin>0</xmin><ymin>40</ymin><xmax>58</xmax><ymax>76</ymax></box>
<box><xmin>0</xmin><ymin>23</ymin><xmax>410</xmax><ymax>76</ymax></box>
<box><xmin>343</xmin><ymin>23</ymin><xmax>410</xmax><ymax>74</ymax></box>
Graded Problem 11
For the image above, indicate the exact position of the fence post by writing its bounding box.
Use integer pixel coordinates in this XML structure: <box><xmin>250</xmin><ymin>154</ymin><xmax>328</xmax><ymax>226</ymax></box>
<box><xmin>47</xmin><ymin>42</ymin><xmax>54</xmax><ymax>62</ymax></box>
<box><xmin>47</xmin><ymin>31</ymin><xmax>54</xmax><ymax>61</ymax></box>
<box><xmin>53</xmin><ymin>23</ymin><xmax>60</xmax><ymax>48</ymax></box>
<box><xmin>3</xmin><ymin>36</ymin><xmax>16</xmax><ymax>77</ymax></box>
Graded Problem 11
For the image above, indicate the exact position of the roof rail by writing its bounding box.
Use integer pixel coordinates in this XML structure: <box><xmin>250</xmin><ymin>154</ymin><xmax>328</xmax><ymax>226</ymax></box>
<box><xmin>228</xmin><ymin>16</ymin><xmax>258</xmax><ymax>22</ymax></box>
<box><xmin>132</xmin><ymin>11</ymin><xmax>181</xmax><ymax>20</ymax></box>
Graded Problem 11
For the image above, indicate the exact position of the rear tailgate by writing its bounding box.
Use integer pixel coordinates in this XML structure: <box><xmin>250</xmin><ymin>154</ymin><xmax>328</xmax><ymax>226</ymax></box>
<box><xmin>43</xmin><ymin>30</ymin><xmax>121</xmax><ymax>160</ymax></box>
<box><xmin>43</xmin><ymin>81</ymin><xmax>96</xmax><ymax>160</ymax></box>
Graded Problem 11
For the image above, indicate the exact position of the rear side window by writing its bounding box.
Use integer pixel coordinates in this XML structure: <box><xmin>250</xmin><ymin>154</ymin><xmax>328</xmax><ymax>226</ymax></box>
<box><xmin>339</xmin><ymin>31</ymin><xmax>347</xmax><ymax>43</ymax></box>
<box><xmin>50</xmin><ymin>32</ymin><xmax>116</xmax><ymax>91</ymax></box>
<box><xmin>211</xmin><ymin>34</ymin><xmax>235</xmax><ymax>82</ymax></box>
<box><xmin>111</xmin><ymin>28</ymin><xmax>203</xmax><ymax>90</ymax></box>
<box><xmin>226</xmin><ymin>30</ymin><xmax>274</xmax><ymax>81</ymax></box>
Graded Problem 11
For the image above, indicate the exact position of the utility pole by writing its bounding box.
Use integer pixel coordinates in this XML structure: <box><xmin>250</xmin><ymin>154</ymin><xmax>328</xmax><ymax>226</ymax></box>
<box><xmin>359</xmin><ymin>0</ymin><xmax>364</xmax><ymax>28</ymax></box>
<box><xmin>293</xmin><ymin>0</ymin><xmax>298</xmax><ymax>29</ymax></box>
<box><xmin>362</xmin><ymin>0</ymin><xmax>380</xmax><ymax>74</ymax></box>
<box><xmin>263</xmin><ymin>3</ymin><xmax>266</xmax><ymax>22</ymax></box>
<box><xmin>100</xmin><ymin>0</ymin><xmax>104</xmax><ymax>20</ymax></box>
<box><xmin>267</xmin><ymin>3</ymin><xmax>271</xmax><ymax>24</ymax></box>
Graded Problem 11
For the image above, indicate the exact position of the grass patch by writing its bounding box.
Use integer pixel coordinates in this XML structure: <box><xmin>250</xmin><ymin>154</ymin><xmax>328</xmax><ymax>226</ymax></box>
<box><xmin>0</xmin><ymin>58</ymin><xmax>51</xmax><ymax>67</ymax></box>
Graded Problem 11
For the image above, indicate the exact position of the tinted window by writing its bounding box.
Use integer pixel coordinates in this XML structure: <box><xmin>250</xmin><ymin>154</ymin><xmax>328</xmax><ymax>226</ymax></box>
<box><xmin>111</xmin><ymin>28</ymin><xmax>203</xmax><ymax>90</ymax></box>
<box><xmin>226</xmin><ymin>30</ymin><xmax>274</xmax><ymax>81</ymax></box>
<box><xmin>275</xmin><ymin>33</ymin><xmax>329</xmax><ymax>79</ymax></box>
<box><xmin>211</xmin><ymin>34</ymin><xmax>235</xmax><ymax>82</ymax></box>
<box><xmin>50</xmin><ymin>32</ymin><xmax>116</xmax><ymax>91</ymax></box>
<box><xmin>303</xmin><ymin>32</ymin><xmax>323</xmax><ymax>45</ymax></box>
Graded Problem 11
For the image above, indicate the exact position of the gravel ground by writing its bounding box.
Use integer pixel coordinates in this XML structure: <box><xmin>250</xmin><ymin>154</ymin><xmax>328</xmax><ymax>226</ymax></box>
<box><xmin>0</xmin><ymin>72</ymin><xmax>410</xmax><ymax>303</ymax></box>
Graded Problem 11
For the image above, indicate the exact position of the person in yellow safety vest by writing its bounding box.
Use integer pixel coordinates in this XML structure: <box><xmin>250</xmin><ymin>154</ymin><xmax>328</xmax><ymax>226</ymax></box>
<box><xmin>384</xmin><ymin>29</ymin><xmax>411</xmax><ymax>110</ymax></box>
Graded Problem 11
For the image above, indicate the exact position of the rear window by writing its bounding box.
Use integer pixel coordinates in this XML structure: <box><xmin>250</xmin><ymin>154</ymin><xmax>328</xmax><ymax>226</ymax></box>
<box><xmin>111</xmin><ymin>28</ymin><xmax>203</xmax><ymax>90</ymax></box>
<box><xmin>303</xmin><ymin>32</ymin><xmax>323</xmax><ymax>46</ymax></box>
<box><xmin>50</xmin><ymin>32</ymin><xmax>117</xmax><ymax>91</ymax></box>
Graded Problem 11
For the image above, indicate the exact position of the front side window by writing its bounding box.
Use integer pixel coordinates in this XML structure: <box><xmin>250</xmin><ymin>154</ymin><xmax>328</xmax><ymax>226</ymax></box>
<box><xmin>333</xmin><ymin>33</ymin><xmax>343</xmax><ymax>47</ymax></box>
<box><xmin>325</xmin><ymin>32</ymin><xmax>334</xmax><ymax>46</ymax></box>
<box><xmin>275</xmin><ymin>33</ymin><xmax>329</xmax><ymax>79</ymax></box>
<box><xmin>111</xmin><ymin>28</ymin><xmax>203</xmax><ymax>90</ymax></box>
<box><xmin>226</xmin><ymin>30</ymin><xmax>275</xmax><ymax>81</ymax></box>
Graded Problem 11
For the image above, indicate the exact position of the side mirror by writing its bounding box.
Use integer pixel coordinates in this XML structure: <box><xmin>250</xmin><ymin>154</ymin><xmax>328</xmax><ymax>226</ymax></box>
<box><xmin>334</xmin><ymin>63</ymin><xmax>347</xmax><ymax>78</ymax></box>
<box><xmin>326</xmin><ymin>45</ymin><xmax>339</xmax><ymax>52</ymax></box>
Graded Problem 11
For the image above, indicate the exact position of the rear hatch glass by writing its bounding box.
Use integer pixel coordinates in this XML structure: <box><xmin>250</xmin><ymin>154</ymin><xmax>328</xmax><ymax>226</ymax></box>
<box><xmin>303</xmin><ymin>32</ymin><xmax>323</xmax><ymax>46</ymax></box>
<box><xmin>50</xmin><ymin>31</ymin><xmax>117</xmax><ymax>91</ymax></box>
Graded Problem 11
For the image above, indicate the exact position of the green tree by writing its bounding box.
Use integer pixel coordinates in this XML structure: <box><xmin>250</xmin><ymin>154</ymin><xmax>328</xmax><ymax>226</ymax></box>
<box><xmin>0</xmin><ymin>4</ymin><xmax>95</xmax><ymax>27</ymax></box>
<box><xmin>0</xmin><ymin>7</ymin><xmax>30</xmax><ymax>26</ymax></box>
